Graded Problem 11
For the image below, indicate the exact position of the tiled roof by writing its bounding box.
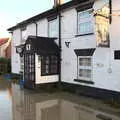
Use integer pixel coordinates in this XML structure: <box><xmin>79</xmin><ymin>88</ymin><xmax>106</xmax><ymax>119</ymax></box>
<box><xmin>0</xmin><ymin>38</ymin><xmax>9</xmax><ymax>46</ymax></box>
<box><xmin>23</xmin><ymin>36</ymin><xmax>59</xmax><ymax>55</ymax></box>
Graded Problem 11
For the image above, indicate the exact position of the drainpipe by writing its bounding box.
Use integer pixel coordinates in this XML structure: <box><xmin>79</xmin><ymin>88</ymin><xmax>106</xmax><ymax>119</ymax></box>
<box><xmin>58</xmin><ymin>0</ymin><xmax>62</xmax><ymax>86</ymax></box>
<box><xmin>34</xmin><ymin>22</ymin><xmax>38</xmax><ymax>36</ymax></box>
<box><xmin>109</xmin><ymin>0</ymin><xmax>112</xmax><ymax>24</ymax></box>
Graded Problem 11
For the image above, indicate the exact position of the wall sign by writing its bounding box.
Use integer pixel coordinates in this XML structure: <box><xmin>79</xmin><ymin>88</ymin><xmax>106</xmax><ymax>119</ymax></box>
<box><xmin>26</xmin><ymin>44</ymin><xmax>31</xmax><ymax>51</ymax></box>
<box><xmin>65</xmin><ymin>41</ymin><xmax>71</xmax><ymax>48</ymax></box>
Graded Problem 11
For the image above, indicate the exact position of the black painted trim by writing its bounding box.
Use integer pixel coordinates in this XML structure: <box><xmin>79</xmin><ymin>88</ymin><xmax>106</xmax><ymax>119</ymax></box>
<box><xmin>41</xmin><ymin>74</ymin><xmax>59</xmax><ymax>76</ymax></box>
<box><xmin>61</xmin><ymin>82</ymin><xmax>120</xmax><ymax>99</ymax></box>
<box><xmin>74</xmin><ymin>48</ymin><xmax>95</xmax><ymax>56</ymax></box>
<box><xmin>109</xmin><ymin>0</ymin><xmax>112</xmax><ymax>24</ymax></box>
<box><xmin>47</xmin><ymin>14</ymin><xmax>57</xmax><ymax>21</ymax></box>
<box><xmin>75</xmin><ymin>2</ymin><xmax>93</xmax><ymax>12</ymax></box>
<box><xmin>74</xmin><ymin>79</ymin><xmax>94</xmax><ymax>84</ymax></box>
<box><xmin>75</xmin><ymin>33</ymin><xmax>94</xmax><ymax>37</ymax></box>
<box><xmin>35</xmin><ymin>82</ymin><xmax>58</xmax><ymax>89</ymax></box>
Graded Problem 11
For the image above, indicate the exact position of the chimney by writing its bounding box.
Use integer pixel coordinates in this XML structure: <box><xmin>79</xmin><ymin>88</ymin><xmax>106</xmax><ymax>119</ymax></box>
<box><xmin>54</xmin><ymin>0</ymin><xmax>64</xmax><ymax>7</ymax></box>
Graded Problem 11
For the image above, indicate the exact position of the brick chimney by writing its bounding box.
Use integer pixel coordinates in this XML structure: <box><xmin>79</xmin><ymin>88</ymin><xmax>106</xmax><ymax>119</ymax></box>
<box><xmin>54</xmin><ymin>0</ymin><xmax>64</xmax><ymax>7</ymax></box>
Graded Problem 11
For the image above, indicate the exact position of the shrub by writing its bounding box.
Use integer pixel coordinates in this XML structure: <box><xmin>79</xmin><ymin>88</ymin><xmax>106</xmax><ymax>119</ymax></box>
<box><xmin>0</xmin><ymin>57</ymin><xmax>11</xmax><ymax>74</ymax></box>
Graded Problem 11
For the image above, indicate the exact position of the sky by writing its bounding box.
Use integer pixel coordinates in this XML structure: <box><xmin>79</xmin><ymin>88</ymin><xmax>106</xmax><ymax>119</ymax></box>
<box><xmin>0</xmin><ymin>0</ymin><xmax>70</xmax><ymax>38</ymax></box>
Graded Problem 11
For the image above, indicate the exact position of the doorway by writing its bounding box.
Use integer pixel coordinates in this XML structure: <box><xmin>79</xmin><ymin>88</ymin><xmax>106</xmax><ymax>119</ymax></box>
<box><xmin>24</xmin><ymin>53</ymin><xmax>35</xmax><ymax>88</ymax></box>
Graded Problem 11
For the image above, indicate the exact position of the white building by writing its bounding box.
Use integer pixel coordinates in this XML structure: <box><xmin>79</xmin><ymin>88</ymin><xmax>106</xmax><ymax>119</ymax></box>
<box><xmin>8</xmin><ymin>0</ymin><xmax>120</xmax><ymax>98</ymax></box>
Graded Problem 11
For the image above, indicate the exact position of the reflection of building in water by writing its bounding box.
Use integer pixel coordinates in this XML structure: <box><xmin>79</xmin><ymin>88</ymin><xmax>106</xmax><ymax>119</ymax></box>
<box><xmin>12</xmin><ymin>84</ymin><xmax>120</xmax><ymax>120</ymax></box>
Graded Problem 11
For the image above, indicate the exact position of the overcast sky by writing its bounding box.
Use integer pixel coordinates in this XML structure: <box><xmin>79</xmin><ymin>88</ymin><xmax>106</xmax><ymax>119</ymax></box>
<box><xmin>0</xmin><ymin>0</ymin><xmax>70</xmax><ymax>38</ymax></box>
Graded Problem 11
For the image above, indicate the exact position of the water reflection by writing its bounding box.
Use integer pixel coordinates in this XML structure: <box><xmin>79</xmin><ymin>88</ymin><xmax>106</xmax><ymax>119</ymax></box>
<box><xmin>0</xmin><ymin>78</ymin><xmax>119</xmax><ymax>120</ymax></box>
<box><xmin>0</xmin><ymin>77</ymin><xmax>12</xmax><ymax>120</ymax></box>
<box><xmin>12</xmin><ymin>83</ymin><xmax>120</xmax><ymax>120</ymax></box>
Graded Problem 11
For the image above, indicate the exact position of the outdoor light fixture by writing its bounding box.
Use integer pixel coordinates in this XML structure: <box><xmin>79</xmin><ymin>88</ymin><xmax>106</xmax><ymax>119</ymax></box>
<box><xmin>16</xmin><ymin>45</ymin><xmax>24</xmax><ymax>57</ymax></box>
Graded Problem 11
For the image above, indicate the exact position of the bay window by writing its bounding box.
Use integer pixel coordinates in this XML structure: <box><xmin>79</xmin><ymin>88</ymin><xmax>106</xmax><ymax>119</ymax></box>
<box><xmin>41</xmin><ymin>56</ymin><xmax>58</xmax><ymax>76</ymax></box>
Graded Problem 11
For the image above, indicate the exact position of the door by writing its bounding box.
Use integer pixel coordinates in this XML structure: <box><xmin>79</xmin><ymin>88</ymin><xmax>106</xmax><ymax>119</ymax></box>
<box><xmin>24</xmin><ymin>53</ymin><xmax>35</xmax><ymax>89</ymax></box>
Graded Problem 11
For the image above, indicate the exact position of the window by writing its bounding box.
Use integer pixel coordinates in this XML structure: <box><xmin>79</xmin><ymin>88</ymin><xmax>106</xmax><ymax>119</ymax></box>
<box><xmin>77</xmin><ymin>10</ymin><xmax>93</xmax><ymax>34</ymax></box>
<box><xmin>114</xmin><ymin>51</ymin><xmax>120</xmax><ymax>60</ymax></box>
<box><xmin>78</xmin><ymin>56</ymin><xmax>92</xmax><ymax>81</ymax></box>
<box><xmin>48</xmin><ymin>19</ymin><xmax>58</xmax><ymax>37</ymax></box>
<box><xmin>21</xmin><ymin>27</ymin><xmax>27</xmax><ymax>43</ymax></box>
<box><xmin>41</xmin><ymin>56</ymin><xmax>58</xmax><ymax>75</ymax></box>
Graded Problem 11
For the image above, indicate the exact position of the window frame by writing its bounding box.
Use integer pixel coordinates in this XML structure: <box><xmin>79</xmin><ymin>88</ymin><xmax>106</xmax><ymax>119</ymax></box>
<box><xmin>114</xmin><ymin>50</ymin><xmax>120</xmax><ymax>60</ymax></box>
<box><xmin>21</xmin><ymin>27</ymin><xmax>27</xmax><ymax>43</ymax></box>
<box><xmin>48</xmin><ymin>18</ymin><xmax>59</xmax><ymax>38</ymax></box>
<box><xmin>41</xmin><ymin>55</ymin><xmax>58</xmax><ymax>76</ymax></box>
<box><xmin>77</xmin><ymin>9</ymin><xmax>93</xmax><ymax>35</ymax></box>
<box><xmin>77</xmin><ymin>56</ymin><xmax>93</xmax><ymax>81</ymax></box>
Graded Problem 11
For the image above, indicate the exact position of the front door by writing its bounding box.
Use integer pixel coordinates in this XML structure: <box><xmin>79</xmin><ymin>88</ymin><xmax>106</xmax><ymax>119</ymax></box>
<box><xmin>24</xmin><ymin>53</ymin><xmax>35</xmax><ymax>89</ymax></box>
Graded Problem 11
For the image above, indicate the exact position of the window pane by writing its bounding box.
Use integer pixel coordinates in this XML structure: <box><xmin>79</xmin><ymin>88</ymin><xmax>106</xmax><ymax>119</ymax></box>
<box><xmin>79</xmin><ymin>69</ymin><xmax>91</xmax><ymax>78</ymax></box>
<box><xmin>79</xmin><ymin>58</ymin><xmax>91</xmax><ymax>66</ymax></box>
<box><xmin>41</xmin><ymin>56</ymin><xmax>58</xmax><ymax>75</ymax></box>
<box><xmin>79</xmin><ymin>11</ymin><xmax>91</xmax><ymax>19</ymax></box>
<box><xmin>49</xmin><ymin>19</ymin><xmax>58</xmax><ymax>37</ymax></box>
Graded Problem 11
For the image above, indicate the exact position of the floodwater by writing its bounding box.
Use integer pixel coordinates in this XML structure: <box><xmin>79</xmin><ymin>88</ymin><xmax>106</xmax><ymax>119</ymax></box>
<box><xmin>0</xmin><ymin>77</ymin><xmax>120</xmax><ymax>120</ymax></box>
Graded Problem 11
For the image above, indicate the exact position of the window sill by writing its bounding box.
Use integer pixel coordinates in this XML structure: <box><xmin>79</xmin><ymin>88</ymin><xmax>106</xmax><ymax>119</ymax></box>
<box><xmin>41</xmin><ymin>73</ymin><xmax>58</xmax><ymax>76</ymax></box>
<box><xmin>75</xmin><ymin>33</ymin><xmax>94</xmax><ymax>37</ymax></box>
<box><xmin>74</xmin><ymin>79</ymin><xmax>94</xmax><ymax>84</ymax></box>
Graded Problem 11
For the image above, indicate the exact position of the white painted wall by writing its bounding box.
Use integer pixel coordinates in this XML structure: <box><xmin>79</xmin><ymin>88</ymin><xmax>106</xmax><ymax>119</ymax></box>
<box><xmin>61</xmin><ymin>8</ymin><xmax>96</xmax><ymax>84</ymax></box>
<box><xmin>11</xmin><ymin>29</ymin><xmax>21</xmax><ymax>74</ymax></box>
<box><xmin>61</xmin><ymin>0</ymin><xmax>120</xmax><ymax>92</ymax></box>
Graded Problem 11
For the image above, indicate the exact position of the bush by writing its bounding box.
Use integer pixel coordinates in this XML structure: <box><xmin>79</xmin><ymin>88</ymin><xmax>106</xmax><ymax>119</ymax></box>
<box><xmin>0</xmin><ymin>57</ymin><xmax>11</xmax><ymax>74</ymax></box>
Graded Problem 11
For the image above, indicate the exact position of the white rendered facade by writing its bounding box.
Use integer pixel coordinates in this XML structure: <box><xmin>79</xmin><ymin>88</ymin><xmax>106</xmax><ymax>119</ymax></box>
<box><xmin>9</xmin><ymin>0</ymin><xmax>120</xmax><ymax>92</ymax></box>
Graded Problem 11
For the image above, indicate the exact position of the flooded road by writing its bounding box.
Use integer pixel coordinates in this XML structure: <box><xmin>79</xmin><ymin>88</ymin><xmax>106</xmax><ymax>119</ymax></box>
<box><xmin>0</xmin><ymin>77</ymin><xmax>120</xmax><ymax>120</ymax></box>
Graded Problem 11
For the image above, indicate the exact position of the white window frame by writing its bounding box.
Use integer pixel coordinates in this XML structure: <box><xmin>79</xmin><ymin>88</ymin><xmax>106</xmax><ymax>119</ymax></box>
<box><xmin>77</xmin><ymin>9</ymin><xmax>93</xmax><ymax>35</ymax></box>
<box><xmin>21</xmin><ymin>27</ymin><xmax>27</xmax><ymax>43</ymax></box>
<box><xmin>48</xmin><ymin>18</ymin><xmax>59</xmax><ymax>37</ymax></box>
<box><xmin>77</xmin><ymin>56</ymin><xmax>93</xmax><ymax>81</ymax></box>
